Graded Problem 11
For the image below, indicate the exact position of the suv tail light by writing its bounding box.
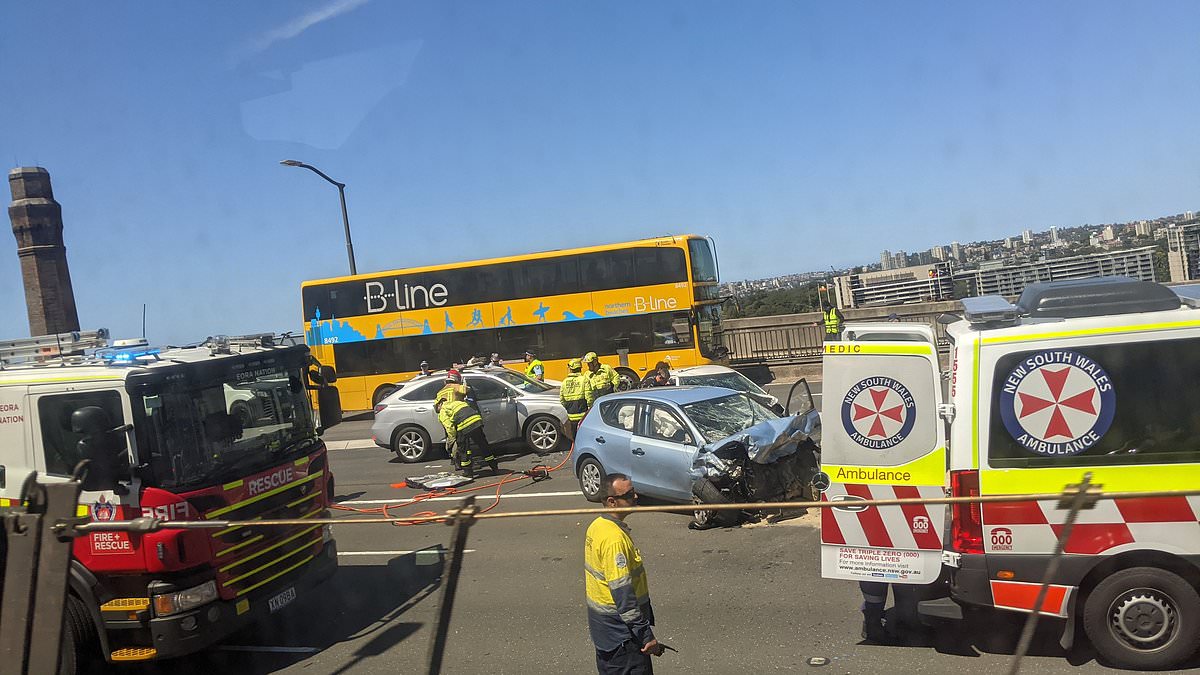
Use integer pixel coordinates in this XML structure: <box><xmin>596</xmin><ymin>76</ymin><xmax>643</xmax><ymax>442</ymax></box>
<box><xmin>950</xmin><ymin>469</ymin><xmax>983</xmax><ymax>554</ymax></box>
<box><xmin>373</xmin><ymin>403</ymin><xmax>387</xmax><ymax>414</ymax></box>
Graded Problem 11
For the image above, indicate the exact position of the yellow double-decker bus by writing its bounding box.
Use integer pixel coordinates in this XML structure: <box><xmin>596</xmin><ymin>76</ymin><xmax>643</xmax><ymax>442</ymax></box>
<box><xmin>301</xmin><ymin>234</ymin><xmax>727</xmax><ymax>410</ymax></box>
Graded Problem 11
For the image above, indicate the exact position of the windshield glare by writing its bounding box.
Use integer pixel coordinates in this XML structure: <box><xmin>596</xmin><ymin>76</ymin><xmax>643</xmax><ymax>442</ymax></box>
<box><xmin>682</xmin><ymin>393</ymin><xmax>778</xmax><ymax>444</ymax></box>
<box><xmin>138</xmin><ymin>364</ymin><xmax>316</xmax><ymax>489</ymax></box>
<box><xmin>491</xmin><ymin>369</ymin><xmax>554</xmax><ymax>393</ymax></box>
<box><xmin>680</xmin><ymin>372</ymin><xmax>766</xmax><ymax>396</ymax></box>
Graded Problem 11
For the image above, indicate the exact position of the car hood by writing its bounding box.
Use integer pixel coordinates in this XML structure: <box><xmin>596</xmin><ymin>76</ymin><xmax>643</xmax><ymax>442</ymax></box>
<box><xmin>691</xmin><ymin>412</ymin><xmax>821</xmax><ymax>480</ymax></box>
<box><xmin>704</xmin><ymin>413</ymin><xmax>819</xmax><ymax>464</ymax></box>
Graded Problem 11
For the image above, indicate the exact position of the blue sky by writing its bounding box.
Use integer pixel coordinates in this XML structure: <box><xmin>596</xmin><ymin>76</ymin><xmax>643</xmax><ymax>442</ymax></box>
<box><xmin>2</xmin><ymin>1</ymin><xmax>1197</xmax><ymax>344</ymax></box>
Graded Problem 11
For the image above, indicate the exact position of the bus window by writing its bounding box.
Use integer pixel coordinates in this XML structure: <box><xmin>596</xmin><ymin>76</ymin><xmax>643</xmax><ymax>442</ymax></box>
<box><xmin>517</xmin><ymin>256</ymin><xmax>580</xmax><ymax>296</ymax></box>
<box><xmin>635</xmin><ymin>247</ymin><xmax>688</xmax><ymax>286</ymax></box>
<box><xmin>580</xmin><ymin>250</ymin><xmax>635</xmax><ymax>291</ymax></box>
<box><xmin>688</xmin><ymin>238</ymin><xmax>718</xmax><ymax>283</ymax></box>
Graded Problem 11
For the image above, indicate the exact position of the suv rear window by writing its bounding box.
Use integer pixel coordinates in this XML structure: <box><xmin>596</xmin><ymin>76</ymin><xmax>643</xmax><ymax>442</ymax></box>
<box><xmin>988</xmin><ymin>337</ymin><xmax>1200</xmax><ymax>468</ymax></box>
<box><xmin>401</xmin><ymin>380</ymin><xmax>443</xmax><ymax>402</ymax></box>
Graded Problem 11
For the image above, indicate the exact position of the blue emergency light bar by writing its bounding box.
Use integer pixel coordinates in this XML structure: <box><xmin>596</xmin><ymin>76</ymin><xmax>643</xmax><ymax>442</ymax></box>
<box><xmin>97</xmin><ymin>347</ymin><xmax>161</xmax><ymax>364</ymax></box>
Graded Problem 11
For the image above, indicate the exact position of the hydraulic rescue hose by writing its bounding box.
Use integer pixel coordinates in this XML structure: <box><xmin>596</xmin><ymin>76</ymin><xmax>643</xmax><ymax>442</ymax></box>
<box><xmin>330</xmin><ymin>451</ymin><xmax>573</xmax><ymax>526</ymax></box>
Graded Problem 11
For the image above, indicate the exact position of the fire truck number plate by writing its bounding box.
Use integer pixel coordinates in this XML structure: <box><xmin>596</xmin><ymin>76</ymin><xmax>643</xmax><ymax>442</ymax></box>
<box><xmin>268</xmin><ymin>587</ymin><xmax>297</xmax><ymax>613</ymax></box>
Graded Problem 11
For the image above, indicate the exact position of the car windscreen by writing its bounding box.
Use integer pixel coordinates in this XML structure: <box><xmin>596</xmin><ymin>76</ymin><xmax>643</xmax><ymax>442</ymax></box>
<box><xmin>490</xmin><ymin>369</ymin><xmax>555</xmax><ymax>393</ymax></box>
<box><xmin>682</xmin><ymin>393</ymin><xmax>778</xmax><ymax>444</ymax></box>
<box><xmin>679</xmin><ymin>372</ymin><xmax>767</xmax><ymax>396</ymax></box>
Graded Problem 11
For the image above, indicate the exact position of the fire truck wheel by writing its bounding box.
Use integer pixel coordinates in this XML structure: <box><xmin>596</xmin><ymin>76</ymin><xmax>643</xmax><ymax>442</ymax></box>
<box><xmin>59</xmin><ymin>595</ymin><xmax>98</xmax><ymax>675</ymax></box>
<box><xmin>1083</xmin><ymin>566</ymin><xmax>1200</xmax><ymax>670</ymax></box>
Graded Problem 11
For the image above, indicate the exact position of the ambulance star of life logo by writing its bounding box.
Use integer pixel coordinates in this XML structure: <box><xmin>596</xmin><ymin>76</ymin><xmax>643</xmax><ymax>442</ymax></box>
<box><xmin>998</xmin><ymin>349</ymin><xmax>1116</xmax><ymax>457</ymax></box>
<box><xmin>840</xmin><ymin>377</ymin><xmax>917</xmax><ymax>450</ymax></box>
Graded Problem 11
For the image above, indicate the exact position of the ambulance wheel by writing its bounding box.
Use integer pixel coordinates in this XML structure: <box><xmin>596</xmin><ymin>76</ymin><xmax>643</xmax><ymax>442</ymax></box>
<box><xmin>578</xmin><ymin>458</ymin><xmax>605</xmax><ymax>502</ymax></box>
<box><xmin>59</xmin><ymin>594</ymin><xmax>98</xmax><ymax>675</ymax></box>
<box><xmin>691</xmin><ymin>479</ymin><xmax>739</xmax><ymax>528</ymax></box>
<box><xmin>392</xmin><ymin>425</ymin><xmax>432</xmax><ymax>463</ymax></box>
<box><xmin>615</xmin><ymin>368</ymin><xmax>638</xmax><ymax>392</ymax></box>
<box><xmin>1083</xmin><ymin>566</ymin><xmax>1200</xmax><ymax>670</ymax></box>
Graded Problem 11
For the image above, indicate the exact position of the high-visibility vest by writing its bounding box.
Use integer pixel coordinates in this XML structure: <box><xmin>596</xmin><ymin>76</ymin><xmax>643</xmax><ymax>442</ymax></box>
<box><xmin>436</xmin><ymin>383</ymin><xmax>466</xmax><ymax>408</ymax></box>
<box><xmin>588</xmin><ymin>364</ymin><xmax>620</xmax><ymax>399</ymax></box>
<box><xmin>525</xmin><ymin>359</ymin><xmax>545</xmax><ymax>381</ymax></box>
<box><xmin>560</xmin><ymin>373</ymin><xmax>593</xmax><ymax>421</ymax></box>
<box><xmin>824</xmin><ymin>308</ymin><xmax>843</xmax><ymax>334</ymax></box>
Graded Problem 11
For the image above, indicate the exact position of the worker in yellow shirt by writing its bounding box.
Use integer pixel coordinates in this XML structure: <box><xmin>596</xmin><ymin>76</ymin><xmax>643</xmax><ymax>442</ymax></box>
<box><xmin>559</xmin><ymin>358</ymin><xmax>593</xmax><ymax>441</ymax></box>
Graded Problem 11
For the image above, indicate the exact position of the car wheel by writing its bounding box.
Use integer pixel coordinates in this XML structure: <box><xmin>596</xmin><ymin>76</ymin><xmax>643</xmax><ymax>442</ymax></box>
<box><xmin>578</xmin><ymin>458</ymin><xmax>605</xmax><ymax>502</ymax></box>
<box><xmin>615</xmin><ymin>368</ymin><xmax>638</xmax><ymax>392</ymax></box>
<box><xmin>524</xmin><ymin>415</ymin><xmax>562</xmax><ymax>454</ymax></box>
<box><xmin>372</xmin><ymin>385</ymin><xmax>397</xmax><ymax>408</ymax></box>
<box><xmin>391</xmin><ymin>425</ymin><xmax>432</xmax><ymax>463</ymax></box>
<box><xmin>691</xmin><ymin>479</ymin><xmax>739</xmax><ymax>528</ymax></box>
<box><xmin>1083</xmin><ymin>566</ymin><xmax>1200</xmax><ymax>670</ymax></box>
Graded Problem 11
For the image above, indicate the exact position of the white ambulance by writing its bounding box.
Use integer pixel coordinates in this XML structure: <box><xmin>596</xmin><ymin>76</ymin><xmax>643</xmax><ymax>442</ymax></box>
<box><xmin>818</xmin><ymin>277</ymin><xmax>1200</xmax><ymax>670</ymax></box>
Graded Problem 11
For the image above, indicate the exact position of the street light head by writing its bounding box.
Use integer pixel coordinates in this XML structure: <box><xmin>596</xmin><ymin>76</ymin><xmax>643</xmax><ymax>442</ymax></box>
<box><xmin>280</xmin><ymin>159</ymin><xmax>304</xmax><ymax>167</ymax></box>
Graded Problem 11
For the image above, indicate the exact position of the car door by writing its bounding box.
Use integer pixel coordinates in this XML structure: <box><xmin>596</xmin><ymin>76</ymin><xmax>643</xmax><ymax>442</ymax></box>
<box><xmin>395</xmin><ymin>380</ymin><xmax>445</xmax><ymax>442</ymax></box>
<box><xmin>631</xmin><ymin>402</ymin><xmax>699</xmax><ymax>502</ymax></box>
<box><xmin>591</xmin><ymin>398</ymin><xmax>638</xmax><ymax>478</ymax></box>
<box><xmin>468</xmin><ymin>376</ymin><xmax>519</xmax><ymax>442</ymax></box>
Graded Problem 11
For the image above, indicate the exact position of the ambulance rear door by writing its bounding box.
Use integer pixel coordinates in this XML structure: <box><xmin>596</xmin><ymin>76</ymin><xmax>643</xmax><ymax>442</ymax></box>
<box><xmin>818</xmin><ymin>323</ymin><xmax>947</xmax><ymax>584</ymax></box>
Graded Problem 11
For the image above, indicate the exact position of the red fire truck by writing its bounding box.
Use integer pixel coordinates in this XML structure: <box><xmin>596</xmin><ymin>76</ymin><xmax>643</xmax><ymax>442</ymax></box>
<box><xmin>0</xmin><ymin>330</ymin><xmax>342</xmax><ymax>672</ymax></box>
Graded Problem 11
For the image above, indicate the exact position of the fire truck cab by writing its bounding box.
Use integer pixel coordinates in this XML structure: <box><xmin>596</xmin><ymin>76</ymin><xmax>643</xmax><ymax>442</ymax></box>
<box><xmin>819</xmin><ymin>277</ymin><xmax>1200</xmax><ymax>670</ymax></box>
<box><xmin>0</xmin><ymin>330</ymin><xmax>343</xmax><ymax>671</ymax></box>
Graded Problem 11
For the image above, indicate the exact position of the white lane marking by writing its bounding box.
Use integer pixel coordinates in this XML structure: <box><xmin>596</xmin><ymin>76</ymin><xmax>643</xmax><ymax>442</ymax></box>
<box><xmin>338</xmin><ymin>490</ymin><xmax>582</xmax><ymax>506</ymax></box>
<box><xmin>338</xmin><ymin>550</ymin><xmax>476</xmax><ymax>556</ymax></box>
<box><xmin>217</xmin><ymin>646</ymin><xmax>321</xmax><ymax>653</ymax></box>
<box><xmin>325</xmin><ymin>439</ymin><xmax>380</xmax><ymax>450</ymax></box>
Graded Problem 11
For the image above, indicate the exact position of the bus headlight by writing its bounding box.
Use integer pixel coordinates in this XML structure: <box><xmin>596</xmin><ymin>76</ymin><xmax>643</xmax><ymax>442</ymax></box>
<box><xmin>152</xmin><ymin>580</ymin><xmax>218</xmax><ymax>617</ymax></box>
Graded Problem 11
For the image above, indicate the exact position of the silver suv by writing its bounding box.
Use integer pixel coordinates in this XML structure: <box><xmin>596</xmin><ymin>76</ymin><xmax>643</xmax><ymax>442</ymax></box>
<box><xmin>371</xmin><ymin>366</ymin><xmax>569</xmax><ymax>462</ymax></box>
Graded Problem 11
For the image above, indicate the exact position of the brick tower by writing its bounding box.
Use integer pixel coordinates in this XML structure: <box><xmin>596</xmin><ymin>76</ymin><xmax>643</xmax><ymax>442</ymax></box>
<box><xmin>8</xmin><ymin>167</ymin><xmax>80</xmax><ymax>336</ymax></box>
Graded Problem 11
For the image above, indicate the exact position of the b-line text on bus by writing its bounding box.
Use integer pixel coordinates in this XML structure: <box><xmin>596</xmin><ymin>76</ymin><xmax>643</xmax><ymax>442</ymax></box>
<box><xmin>364</xmin><ymin>281</ymin><xmax>449</xmax><ymax>313</ymax></box>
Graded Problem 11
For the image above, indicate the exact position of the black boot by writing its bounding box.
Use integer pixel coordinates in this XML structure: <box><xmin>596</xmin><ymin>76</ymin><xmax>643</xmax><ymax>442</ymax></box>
<box><xmin>461</xmin><ymin>463</ymin><xmax>474</xmax><ymax>479</ymax></box>
<box><xmin>861</xmin><ymin>605</ymin><xmax>889</xmax><ymax>643</ymax></box>
<box><xmin>487</xmin><ymin>458</ymin><xmax>499</xmax><ymax>472</ymax></box>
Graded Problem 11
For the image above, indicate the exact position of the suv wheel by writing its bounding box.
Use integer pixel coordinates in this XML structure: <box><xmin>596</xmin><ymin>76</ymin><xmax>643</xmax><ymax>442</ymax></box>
<box><xmin>524</xmin><ymin>415</ymin><xmax>562</xmax><ymax>454</ymax></box>
<box><xmin>392</xmin><ymin>425</ymin><xmax>432</xmax><ymax>463</ymax></box>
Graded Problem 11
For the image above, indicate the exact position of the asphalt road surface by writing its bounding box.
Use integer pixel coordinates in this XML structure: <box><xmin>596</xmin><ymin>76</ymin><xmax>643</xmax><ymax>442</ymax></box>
<box><xmin>119</xmin><ymin>384</ymin><xmax>1147</xmax><ymax>675</ymax></box>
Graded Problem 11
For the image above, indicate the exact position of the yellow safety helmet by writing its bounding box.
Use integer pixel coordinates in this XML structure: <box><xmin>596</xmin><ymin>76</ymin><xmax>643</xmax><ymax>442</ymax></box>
<box><xmin>568</xmin><ymin>358</ymin><xmax>583</xmax><ymax>371</ymax></box>
<box><xmin>582</xmin><ymin>352</ymin><xmax>598</xmax><ymax>363</ymax></box>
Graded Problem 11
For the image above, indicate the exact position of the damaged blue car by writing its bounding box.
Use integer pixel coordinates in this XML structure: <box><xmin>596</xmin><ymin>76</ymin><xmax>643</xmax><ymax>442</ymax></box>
<box><xmin>570</xmin><ymin>385</ymin><xmax>820</xmax><ymax>528</ymax></box>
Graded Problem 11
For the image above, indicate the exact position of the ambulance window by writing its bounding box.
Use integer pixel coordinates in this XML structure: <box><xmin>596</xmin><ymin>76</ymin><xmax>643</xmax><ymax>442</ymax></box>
<box><xmin>988</xmin><ymin>337</ymin><xmax>1200</xmax><ymax>468</ymax></box>
<box><xmin>37</xmin><ymin>391</ymin><xmax>124</xmax><ymax>476</ymax></box>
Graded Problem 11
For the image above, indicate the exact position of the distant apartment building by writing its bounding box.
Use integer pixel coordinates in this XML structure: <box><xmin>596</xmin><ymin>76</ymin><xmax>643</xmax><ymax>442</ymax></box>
<box><xmin>1135</xmin><ymin>221</ymin><xmax>1153</xmax><ymax>237</ymax></box>
<box><xmin>963</xmin><ymin>246</ymin><xmax>1157</xmax><ymax>297</ymax></box>
<box><xmin>930</xmin><ymin>245</ymin><xmax>946</xmax><ymax>261</ymax></box>
<box><xmin>1166</xmin><ymin>221</ymin><xmax>1200</xmax><ymax>282</ymax></box>
<box><xmin>950</xmin><ymin>241</ymin><xmax>962</xmax><ymax>262</ymax></box>
<box><xmin>891</xmin><ymin>250</ymin><xmax>908</xmax><ymax>270</ymax></box>
<box><xmin>1102</xmin><ymin>225</ymin><xmax>1116</xmax><ymax>241</ymax></box>
<box><xmin>880</xmin><ymin>249</ymin><xmax>892</xmax><ymax>271</ymax></box>
<box><xmin>833</xmin><ymin>261</ymin><xmax>954</xmax><ymax>309</ymax></box>
<box><xmin>1049</xmin><ymin>226</ymin><xmax>1059</xmax><ymax>243</ymax></box>
<box><xmin>1022</xmin><ymin>229</ymin><xmax>1032</xmax><ymax>243</ymax></box>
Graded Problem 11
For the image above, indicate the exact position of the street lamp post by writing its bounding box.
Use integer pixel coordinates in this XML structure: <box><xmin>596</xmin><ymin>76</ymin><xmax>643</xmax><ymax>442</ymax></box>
<box><xmin>280</xmin><ymin>160</ymin><xmax>357</xmax><ymax>276</ymax></box>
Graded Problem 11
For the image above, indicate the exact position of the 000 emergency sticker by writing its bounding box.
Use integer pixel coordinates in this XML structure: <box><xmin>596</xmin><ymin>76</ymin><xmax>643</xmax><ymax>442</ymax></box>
<box><xmin>998</xmin><ymin>349</ymin><xmax>1115</xmax><ymax>457</ymax></box>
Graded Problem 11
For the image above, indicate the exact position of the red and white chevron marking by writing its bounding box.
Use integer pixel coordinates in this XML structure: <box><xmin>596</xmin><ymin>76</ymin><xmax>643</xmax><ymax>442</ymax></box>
<box><xmin>982</xmin><ymin>495</ymin><xmax>1200</xmax><ymax>555</ymax></box>
<box><xmin>821</xmin><ymin>483</ymin><xmax>945</xmax><ymax>551</ymax></box>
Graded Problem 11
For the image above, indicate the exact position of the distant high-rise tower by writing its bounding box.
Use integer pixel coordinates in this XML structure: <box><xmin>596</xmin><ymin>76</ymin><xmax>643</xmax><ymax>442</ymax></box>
<box><xmin>1022</xmin><ymin>229</ymin><xmax>1032</xmax><ymax>243</ymax></box>
<box><xmin>1049</xmin><ymin>226</ymin><xmax>1059</xmax><ymax>244</ymax></box>
<box><xmin>950</xmin><ymin>241</ymin><xmax>962</xmax><ymax>262</ymax></box>
<box><xmin>8</xmin><ymin>167</ymin><xmax>80</xmax><ymax>336</ymax></box>
<box><xmin>880</xmin><ymin>250</ymin><xmax>892</xmax><ymax>271</ymax></box>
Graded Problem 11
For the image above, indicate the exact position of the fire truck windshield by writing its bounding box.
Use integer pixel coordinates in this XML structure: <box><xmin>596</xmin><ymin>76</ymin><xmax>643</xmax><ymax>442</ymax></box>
<box><xmin>130</xmin><ymin>350</ymin><xmax>318</xmax><ymax>490</ymax></box>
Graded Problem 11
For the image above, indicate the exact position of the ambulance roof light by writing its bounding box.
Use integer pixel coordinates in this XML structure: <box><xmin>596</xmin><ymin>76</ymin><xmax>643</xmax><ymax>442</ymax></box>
<box><xmin>1017</xmin><ymin>277</ymin><xmax>1179</xmax><ymax>319</ymax></box>
<box><xmin>961</xmin><ymin>296</ymin><xmax>1021</xmax><ymax>326</ymax></box>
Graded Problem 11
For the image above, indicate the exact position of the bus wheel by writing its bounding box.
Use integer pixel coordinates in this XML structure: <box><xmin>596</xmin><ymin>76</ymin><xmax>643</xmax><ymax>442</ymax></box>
<box><xmin>372</xmin><ymin>385</ymin><xmax>398</xmax><ymax>408</ymax></box>
<box><xmin>392</xmin><ymin>425</ymin><xmax>432</xmax><ymax>463</ymax></box>
<box><xmin>615</xmin><ymin>368</ymin><xmax>638</xmax><ymax>391</ymax></box>
<box><xmin>1083</xmin><ymin>566</ymin><xmax>1200</xmax><ymax>670</ymax></box>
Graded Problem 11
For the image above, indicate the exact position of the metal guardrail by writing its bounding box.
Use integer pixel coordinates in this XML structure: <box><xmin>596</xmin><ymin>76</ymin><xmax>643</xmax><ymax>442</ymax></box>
<box><xmin>724</xmin><ymin>310</ymin><xmax>955</xmax><ymax>365</ymax></box>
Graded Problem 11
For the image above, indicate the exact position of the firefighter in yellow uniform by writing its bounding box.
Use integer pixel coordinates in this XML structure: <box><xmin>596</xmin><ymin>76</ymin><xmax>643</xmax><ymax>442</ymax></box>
<box><xmin>583</xmin><ymin>352</ymin><xmax>620</xmax><ymax>400</ymax></box>
<box><xmin>560</xmin><ymin>358</ymin><xmax>594</xmax><ymax>441</ymax></box>
<box><xmin>435</xmin><ymin>369</ymin><xmax>469</xmax><ymax>410</ymax></box>
<box><xmin>438</xmin><ymin>389</ymin><xmax>498</xmax><ymax>478</ymax></box>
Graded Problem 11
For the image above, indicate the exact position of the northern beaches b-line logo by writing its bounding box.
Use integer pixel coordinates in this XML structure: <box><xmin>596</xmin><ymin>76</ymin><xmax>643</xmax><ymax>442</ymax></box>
<box><xmin>840</xmin><ymin>377</ymin><xmax>917</xmax><ymax>450</ymax></box>
<box><xmin>998</xmin><ymin>349</ymin><xmax>1116</xmax><ymax>457</ymax></box>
